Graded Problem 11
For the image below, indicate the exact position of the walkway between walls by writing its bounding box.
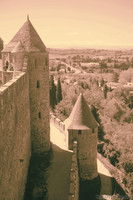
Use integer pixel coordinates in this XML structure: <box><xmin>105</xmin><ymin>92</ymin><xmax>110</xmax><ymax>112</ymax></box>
<box><xmin>49</xmin><ymin>122</ymin><xmax>113</xmax><ymax>200</ymax></box>
<box><xmin>46</xmin><ymin>123</ymin><xmax>72</xmax><ymax>200</ymax></box>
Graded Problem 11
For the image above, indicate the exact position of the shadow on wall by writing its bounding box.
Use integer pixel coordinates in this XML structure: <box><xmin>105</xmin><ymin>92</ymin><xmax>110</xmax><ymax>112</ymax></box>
<box><xmin>47</xmin><ymin>144</ymin><xmax>72</xmax><ymax>200</ymax></box>
<box><xmin>79</xmin><ymin>175</ymin><xmax>101</xmax><ymax>200</ymax></box>
<box><xmin>79</xmin><ymin>174</ymin><xmax>130</xmax><ymax>200</ymax></box>
<box><xmin>24</xmin><ymin>149</ymin><xmax>53</xmax><ymax>200</ymax></box>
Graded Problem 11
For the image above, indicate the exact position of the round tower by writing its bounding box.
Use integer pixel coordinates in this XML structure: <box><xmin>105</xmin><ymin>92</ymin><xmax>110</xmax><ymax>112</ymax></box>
<box><xmin>28</xmin><ymin>50</ymin><xmax>50</xmax><ymax>153</ymax></box>
<box><xmin>65</xmin><ymin>93</ymin><xmax>98</xmax><ymax>180</ymax></box>
<box><xmin>24</xmin><ymin>19</ymin><xmax>50</xmax><ymax>153</ymax></box>
<box><xmin>2</xmin><ymin>17</ymin><xmax>50</xmax><ymax>153</ymax></box>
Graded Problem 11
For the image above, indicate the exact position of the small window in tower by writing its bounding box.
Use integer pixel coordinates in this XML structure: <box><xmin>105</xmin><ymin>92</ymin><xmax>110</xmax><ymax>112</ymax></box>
<box><xmin>35</xmin><ymin>59</ymin><xmax>37</xmax><ymax>68</ymax></box>
<box><xmin>38</xmin><ymin>112</ymin><xmax>41</xmax><ymax>119</ymax></box>
<box><xmin>6</xmin><ymin>61</ymin><xmax>9</xmax><ymax>70</ymax></box>
<box><xmin>78</xmin><ymin>130</ymin><xmax>82</xmax><ymax>134</ymax></box>
<box><xmin>45</xmin><ymin>58</ymin><xmax>48</xmax><ymax>66</ymax></box>
<box><xmin>37</xmin><ymin>80</ymin><xmax>40</xmax><ymax>88</ymax></box>
<box><xmin>92</xmin><ymin>128</ymin><xmax>95</xmax><ymax>133</ymax></box>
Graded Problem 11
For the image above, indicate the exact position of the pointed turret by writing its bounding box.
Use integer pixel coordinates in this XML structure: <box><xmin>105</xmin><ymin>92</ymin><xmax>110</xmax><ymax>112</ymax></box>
<box><xmin>2</xmin><ymin>19</ymin><xmax>46</xmax><ymax>53</ymax></box>
<box><xmin>66</xmin><ymin>93</ymin><xmax>98</xmax><ymax>130</ymax></box>
<box><xmin>65</xmin><ymin>94</ymin><xmax>98</xmax><ymax>180</ymax></box>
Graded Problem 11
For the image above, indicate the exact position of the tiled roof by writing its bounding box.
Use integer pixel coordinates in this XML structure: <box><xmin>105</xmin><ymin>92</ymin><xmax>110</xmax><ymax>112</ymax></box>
<box><xmin>2</xmin><ymin>19</ymin><xmax>46</xmax><ymax>53</ymax></box>
<box><xmin>65</xmin><ymin>93</ymin><xmax>98</xmax><ymax>130</ymax></box>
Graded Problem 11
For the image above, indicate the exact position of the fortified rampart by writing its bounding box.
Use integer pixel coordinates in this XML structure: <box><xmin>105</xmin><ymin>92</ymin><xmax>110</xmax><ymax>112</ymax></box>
<box><xmin>50</xmin><ymin>112</ymin><xmax>65</xmax><ymax>132</ymax></box>
<box><xmin>50</xmin><ymin>113</ymin><xmax>79</xmax><ymax>200</ymax></box>
<box><xmin>0</xmin><ymin>72</ymin><xmax>31</xmax><ymax>200</ymax></box>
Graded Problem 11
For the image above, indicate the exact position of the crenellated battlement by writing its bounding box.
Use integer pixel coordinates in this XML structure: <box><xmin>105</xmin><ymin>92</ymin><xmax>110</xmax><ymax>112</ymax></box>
<box><xmin>0</xmin><ymin>72</ymin><xmax>28</xmax><ymax>93</ymax></box>
<box><xmin>50</xmin><ymin>112</ymin><xmax>65</xmax><ymax>132</ymax></box>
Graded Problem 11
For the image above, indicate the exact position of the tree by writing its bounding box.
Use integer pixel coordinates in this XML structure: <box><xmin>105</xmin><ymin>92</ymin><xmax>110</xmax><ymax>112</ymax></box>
<box><xmin>100</xmin><ymin>61</ymin><xmax>107</xmax><ymax>72</ymax></box>
<box><xmin>56</xmin><ymin>77</ymin><xmax>62</xmax><ymax>103</ymax></box>
<box><xmin>103</xmin><ymin>84</ymin><xmax>108</xmax><ymax>99</ymax></box>
<box><xmin>57</xmin><ymin>64</ymin><xmax>61</xmax><ymax>71</ymax></box>
<box><xmin>112</xmin><ymin>72</ymin><xmax>119</xmax><ymax>83</ymax></box>
<box><xmin>119</xmin><ymin>68</ymin><xmax>133</xmax><ymax>83</ymax></box>
<box><xmin>91</xmin><ymin>105</ymin><xmax>104</xmax><ymax>141</ymax></box>
<box><xmin>49</xmin><ymin>76</ymin><xmax>57</xmax><ymax>109</ymax></box>
<box><xmin>100</xmin><ymin>78</ymin><xmax>105</xmax><ymax>87</ymax></box>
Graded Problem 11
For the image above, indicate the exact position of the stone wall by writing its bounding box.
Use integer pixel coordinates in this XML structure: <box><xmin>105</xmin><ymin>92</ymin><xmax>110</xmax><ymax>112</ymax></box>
<box><xmin>69</xmin><ymin>141</ymin><xmax>79</xmax><ymax>200</ymax></box>
<box><xmin>29</xmin><ymin>52</ymin><xmax>50</xmax><ymax>153</ymax></box>
<box><xmin>78</xmin><ymin>129</ymin><xmax>98</xmax><ymax>180</ymax></box>
<box><xmin>50</xmin><ymin>112</ymin><xmax>65</xmax><ymax>132</ymax></box>
<box><xmin>67</xmin><ymin>128</ymin><xmax>98</xmax><ymax>180</ymax></box>
<box><xmin>0</xmin><ymin>72</ymin><xmax>31</xmax><ymax>200</ymax></box>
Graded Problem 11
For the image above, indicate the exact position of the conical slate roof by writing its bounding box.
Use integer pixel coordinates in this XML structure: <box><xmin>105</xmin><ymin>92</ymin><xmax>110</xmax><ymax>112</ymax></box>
<box><xmin>11</xmin><ymin>41</ymin><xmax>25</xmax><ymax>53</ymax></box>
<box><xmin>2</xmin><ymin>18</ymin><xmax>46</xmax><ymax>53</ymax></box>
<box><xmin>65</xmin><ymin>93</ymin><xmax>98</xmax><ymax>130</ymax></box>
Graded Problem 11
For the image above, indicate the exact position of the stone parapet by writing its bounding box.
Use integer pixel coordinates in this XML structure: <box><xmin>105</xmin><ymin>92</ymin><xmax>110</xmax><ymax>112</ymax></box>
<box><xmin>69</xmin><ymin>141</ymin><xmax>79</xmax><ymax>200</ymax></box>
<box><xmin>50</xmin><ymin>112</ymin><xmax>65</xmax><ymax>132</ymax></box>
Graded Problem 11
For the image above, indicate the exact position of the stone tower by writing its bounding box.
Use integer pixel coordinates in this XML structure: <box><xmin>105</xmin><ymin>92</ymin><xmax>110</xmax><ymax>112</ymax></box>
<box><xmin>65</xmin><ymin>93</ymin><xmax>98</xmax><ymax>180</ymax></box>
<box><xmin>2</xmin><ymin>17</ymin><xmax>50</xmax><ymax>153</ymax></box>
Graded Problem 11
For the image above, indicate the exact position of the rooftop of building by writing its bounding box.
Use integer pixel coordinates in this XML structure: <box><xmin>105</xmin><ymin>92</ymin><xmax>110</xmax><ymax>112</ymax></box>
<box><xmin>2</xmin><ymin>17</ymin><xmax>46</xmax><ymax>53</ymax></box>
<box><xmin>65</xmin><ymin>93</ymin><xmax>98</xmax><ymax>130</ymax></box>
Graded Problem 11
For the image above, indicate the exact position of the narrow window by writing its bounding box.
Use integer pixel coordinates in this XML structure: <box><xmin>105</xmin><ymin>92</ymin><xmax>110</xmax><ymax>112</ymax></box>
<box><xmin>6</xmin><ymin>61</ymin><xmax>9</xmax><ymax>70</ymax></box>
<box><xmin>38</xmin><ymin>112</ymin><xmax>41</xmax><ymax>119</ymax></box>
<box><xmin>92</xmin><ymin>128</ymin><xmax>95</xmax><ymax>133</ymax></box>
<box><xmin>35</xmin><ymin>59</ymin><xmax>37</xmax><ymax>68</ymax></box>
<box><xmin>45</xmin><ymin>58</ymin><xmax>48</xmax><ymax>66</ymax></box>
<box><xmin>37</xmin><ymin>80</ymin><xmax>40</xmax><ymax>88</ymax></box>
<box><xmin>78</xmin><ymin>130</ymin><xmax>82</xmax><ymax>134</ymax></box>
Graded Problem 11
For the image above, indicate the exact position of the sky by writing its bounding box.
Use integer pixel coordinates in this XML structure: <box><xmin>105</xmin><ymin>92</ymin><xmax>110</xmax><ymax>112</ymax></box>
<box><xmin>0</xmin><ymin>0</ymin><xmax>133</xmax><ymax>49</ymax></box>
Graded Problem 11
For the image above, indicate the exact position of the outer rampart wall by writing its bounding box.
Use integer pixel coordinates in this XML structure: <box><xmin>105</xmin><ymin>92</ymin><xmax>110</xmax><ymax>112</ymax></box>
<box><xmin>0</xmin><ymin>72</ymin><xmax>31</xmax><ymax>200</ymax></box>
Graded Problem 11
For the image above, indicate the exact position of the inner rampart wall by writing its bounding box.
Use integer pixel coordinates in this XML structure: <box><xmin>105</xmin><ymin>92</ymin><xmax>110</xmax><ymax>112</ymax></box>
<box><xmin>0</xmin><ymin>72</ymin><xmax>31</xmax><ymax>200</ymax></box>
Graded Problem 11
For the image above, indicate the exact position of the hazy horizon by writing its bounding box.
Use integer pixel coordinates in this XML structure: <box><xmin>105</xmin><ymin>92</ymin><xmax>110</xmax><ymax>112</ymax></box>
<box><xmin>1</xmin><ymin>0</ymin><xmax>133</xmax><ymax>49</ymax></box>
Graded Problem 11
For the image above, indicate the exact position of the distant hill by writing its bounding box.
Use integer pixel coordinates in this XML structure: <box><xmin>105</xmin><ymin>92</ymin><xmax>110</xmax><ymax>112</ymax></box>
<box><xmin>47</xmin><ymin>48</ymin><xmax>133</xmax><ymax>57</ymax></box>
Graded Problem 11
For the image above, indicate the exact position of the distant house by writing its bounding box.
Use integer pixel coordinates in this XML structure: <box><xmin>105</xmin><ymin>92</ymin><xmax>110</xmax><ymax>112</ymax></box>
<box><xmin>124</xmin><ymin>83</ymin><xmax>133</xmax><ymax>91</ymax></box>
<box><xmin>106</xmin><ymin>82</ymin><xmax>121</xmax><ymax>90</ymax></box>
<box><xmin>0</xmin><ymin>37</ymin><xmax>4</xmax><ymax>59</ymax></box>
<box><xmin>127</xmin><ymin>82</ymin><xmax>133</xmax><ymax>86</ymax></box>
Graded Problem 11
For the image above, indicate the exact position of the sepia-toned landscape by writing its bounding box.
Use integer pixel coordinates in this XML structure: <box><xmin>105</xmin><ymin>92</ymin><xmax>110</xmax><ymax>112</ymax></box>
<box><xmin>0</xmin><ymin>0</ymin><xmax>133</xmax><ymax>200</ymax></box>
